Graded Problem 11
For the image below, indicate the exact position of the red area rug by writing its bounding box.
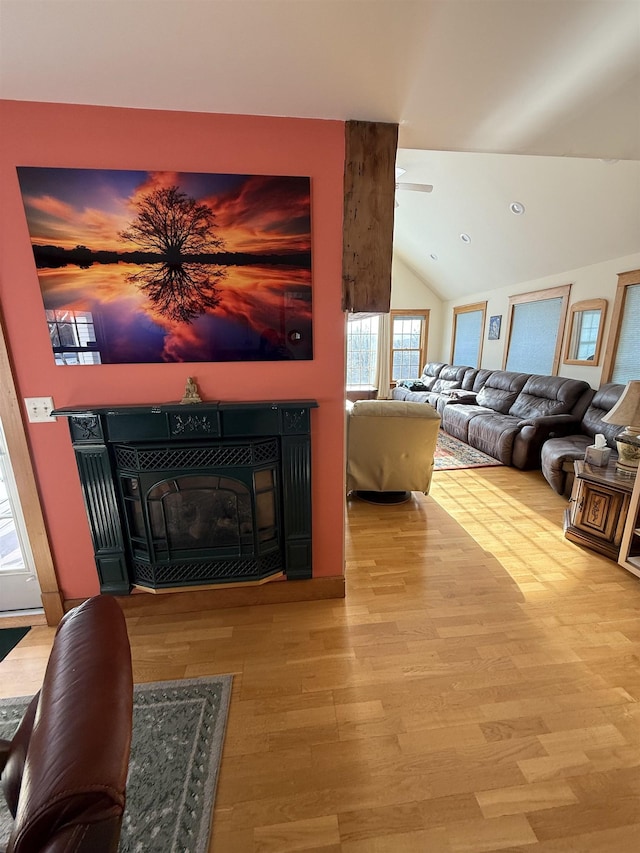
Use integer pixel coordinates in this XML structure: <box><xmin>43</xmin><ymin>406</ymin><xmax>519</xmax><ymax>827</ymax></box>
<box><xmin>434</xmin><ymin>431</ymin><xmax>503</xmax><ymax>471</ymax></box>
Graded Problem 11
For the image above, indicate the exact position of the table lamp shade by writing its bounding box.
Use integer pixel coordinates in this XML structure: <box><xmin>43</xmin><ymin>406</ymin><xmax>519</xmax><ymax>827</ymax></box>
<box><xmin>602</xmin><ymin>380</ymin><xmax>640</xmax><ymax>474</ymax></box>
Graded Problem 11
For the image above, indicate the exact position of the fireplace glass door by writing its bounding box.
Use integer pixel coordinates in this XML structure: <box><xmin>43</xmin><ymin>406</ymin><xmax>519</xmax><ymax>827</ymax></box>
<box><xmin>120</xmin><ymin>468</ymin><xmax>278</xmax><ymax>566</ymax></box>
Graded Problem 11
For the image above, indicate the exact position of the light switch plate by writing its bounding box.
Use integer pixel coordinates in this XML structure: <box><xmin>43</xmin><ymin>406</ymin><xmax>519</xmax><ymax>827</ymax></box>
<box><xmin>24</xmin><ymin>396</ymin><xmax>57</xmax><ymax>423</ymax></box>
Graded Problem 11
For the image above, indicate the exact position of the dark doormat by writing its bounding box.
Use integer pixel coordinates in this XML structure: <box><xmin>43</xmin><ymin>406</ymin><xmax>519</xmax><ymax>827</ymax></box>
<box><xmin>0</xmin><ymin>627</ymin><xmax>30</xmax><ymax>662</ymax></box>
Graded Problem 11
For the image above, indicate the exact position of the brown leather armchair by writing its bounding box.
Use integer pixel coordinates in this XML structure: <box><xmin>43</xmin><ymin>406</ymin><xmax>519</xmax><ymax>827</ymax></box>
<box><xmin>0</xmin><ymin>596</ymin><xmax>133</xmax><ymax>853</ymax></box>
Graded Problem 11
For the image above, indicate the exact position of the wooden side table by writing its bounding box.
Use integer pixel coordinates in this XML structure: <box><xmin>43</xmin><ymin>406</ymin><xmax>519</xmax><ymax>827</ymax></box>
<box><xmin>346</xmin><ymin>385</ymin><xmax>378</xmax><ymax>402</ymax></box>
<box><xmin>564</xmin><ymin>459</ymin><xmax>635</xmax><ymax>560</ymax></box>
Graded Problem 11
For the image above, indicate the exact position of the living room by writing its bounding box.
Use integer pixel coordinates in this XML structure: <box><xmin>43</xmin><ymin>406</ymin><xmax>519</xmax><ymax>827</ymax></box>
<box><xmin>1</xmin><ymin>1</ymin><xmax>640</xmax><ymax>850</ymax></box>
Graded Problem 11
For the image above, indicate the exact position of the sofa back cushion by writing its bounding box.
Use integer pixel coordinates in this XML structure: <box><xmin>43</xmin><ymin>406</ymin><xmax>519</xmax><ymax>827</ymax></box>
<box><xmin>509</xmin><ymin>375</ymin><xmax>592</xmax><ymax>419</ymax></box>
<box><xmin>476</xmin><ymin>371</ymin><xmax>529</xmax><ymax>413</ymax></box>
<box><xmin>460</xmin><ymin>368</ymin><xmax>479</xmax><ymax>391</ymax></box>
<box><xmin>468</xmin><ymin>368</ymin><xmax>494</xmax><ymax>393</ymax></box>
<box><xmin>431</xmin><ymin>364</ymin><xmax>470</xmax><ymax>392</ymax></box>
<box><xmin>582</xmin><ymin>383</ymin><xmax>625</xmax><ymax>446</ymax></box>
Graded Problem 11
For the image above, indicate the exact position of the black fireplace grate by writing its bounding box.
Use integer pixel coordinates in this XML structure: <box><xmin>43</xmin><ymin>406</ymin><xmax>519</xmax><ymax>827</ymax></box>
<box><xmin>115</xmin><ymin>439</ymin><xmax>279</xmax><ymax>472</ymax></box>
<box><xmin>132</xmin><ymin>550</ymin><xmax>282</xmax><ymax>586</ymax></box>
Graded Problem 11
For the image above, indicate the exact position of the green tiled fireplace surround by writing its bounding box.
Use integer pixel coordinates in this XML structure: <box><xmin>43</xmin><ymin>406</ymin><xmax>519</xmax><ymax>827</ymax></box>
<box><xmin>53</xmin><ymin>401</ymin><xmax>318</xmax><ymax>593</ymax></box>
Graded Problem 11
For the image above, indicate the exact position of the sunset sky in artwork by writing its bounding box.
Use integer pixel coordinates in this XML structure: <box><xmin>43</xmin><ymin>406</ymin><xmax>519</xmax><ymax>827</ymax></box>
<box><xmin>17</xmin><ymin>168</ymin><xmax>311</xmax><ymax>255</ymax></box>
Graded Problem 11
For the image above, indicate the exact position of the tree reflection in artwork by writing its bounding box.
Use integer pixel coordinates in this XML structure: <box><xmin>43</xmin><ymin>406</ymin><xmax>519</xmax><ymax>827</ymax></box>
<box><xmin>125</xmin><ymin>263</ymin><xmax>226</xmax><ymax>324</ymax></box>
<box><xmin>119</xmin><ymin>186</ymin><xmax>227</xmax><ymax>323</ymax></box>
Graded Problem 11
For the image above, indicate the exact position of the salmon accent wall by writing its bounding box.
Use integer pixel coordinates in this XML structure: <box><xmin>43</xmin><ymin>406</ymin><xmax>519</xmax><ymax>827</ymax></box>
<box><xmin>0</xmin><ymin>100</ymin><xmax>346</xmax><ymax>600</ymax></box>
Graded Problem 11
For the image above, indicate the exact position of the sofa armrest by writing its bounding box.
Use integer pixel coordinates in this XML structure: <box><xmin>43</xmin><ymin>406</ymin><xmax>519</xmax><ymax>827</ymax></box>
<box><xmin>512</xmin><ymin>415</ymin><xmax>583</xmax><ymax>470</ymax></box>
<box><xmin>516</xmin><ymin>413</ymin><xmax>582</xmax><ymax>436</ymax></box>
<box><xmin>5</xmin><ymin>597</ymin><xmax>133</xmax><ymax>853</ymax></box>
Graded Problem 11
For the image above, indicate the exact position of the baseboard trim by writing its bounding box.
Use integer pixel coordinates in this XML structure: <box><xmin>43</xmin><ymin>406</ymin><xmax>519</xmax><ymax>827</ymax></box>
<box><xmin>64</xmin><ymin>575</ymin><xmax>346</xmax><ymax>615</ymax></box>
<box><xmin>0</xmin><ymin>611</ymin><xmax>47</xmax><ymax>628</ymax></box>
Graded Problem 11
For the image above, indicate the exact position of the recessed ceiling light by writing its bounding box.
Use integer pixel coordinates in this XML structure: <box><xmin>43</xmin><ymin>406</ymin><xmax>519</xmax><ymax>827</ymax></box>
<box><xmin>460</xmin><ymin>233</ymin><xmax>471</xmax><ymax>243</ymax></box>
<box><xmin>429</xmin><ymin>253</ymin><xmax>438</xmax><ymax>261</ymax></box>
<box><xmin>510</xmin><ymin>201</ymin><xmax>525</xmax><ymax>215</ymax></box>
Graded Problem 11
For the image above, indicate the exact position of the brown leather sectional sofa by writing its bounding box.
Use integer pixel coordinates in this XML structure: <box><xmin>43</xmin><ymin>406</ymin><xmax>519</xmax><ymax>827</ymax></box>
<box><xmin>393</xmin><ymin>362</ymin><xmax>597</xmax><ymax>472</ymax></box>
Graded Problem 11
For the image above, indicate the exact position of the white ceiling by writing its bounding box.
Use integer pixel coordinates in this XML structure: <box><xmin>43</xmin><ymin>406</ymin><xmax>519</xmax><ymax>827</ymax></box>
<box><xmin>1</xmin><ymin>0</ymin><xmax>639</xmax><ymax>299</ymax></box>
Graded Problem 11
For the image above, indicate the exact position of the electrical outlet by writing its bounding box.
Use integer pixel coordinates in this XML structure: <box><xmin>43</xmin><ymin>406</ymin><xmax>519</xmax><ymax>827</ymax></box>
<box><xmin>24</xmin><ymin>396</ymin><xmax>57</xmax><ymax>423</ymax></box>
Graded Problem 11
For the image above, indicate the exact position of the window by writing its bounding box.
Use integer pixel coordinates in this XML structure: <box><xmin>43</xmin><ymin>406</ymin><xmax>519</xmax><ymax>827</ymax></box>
<box><xmin>504</xmin><ymin>285</ymin><xmax>571</xmax><ymax>375</ymax></box>
<box><xmin>451</xmin><ymin>302</ymin><xmax>486</xmax><ymax>367</ymax></box>
<box><xmin>346</xmin><ymin>314</ymin><xmax>380</xmax><ymax>385</ymax></box>
<box><xmin>390</xmin><ymin>310</ymin><xmax>429</xmax><ymax>383</ymax></box>
<box><xmin>602</xmin><ymin>269</ymin><xmax>640</xmax><ymax>384</ymax></box>
<box><xmin>47</xmin><ymin>309</ymin><xmax>101</xmax><ymax>365</ymax></box>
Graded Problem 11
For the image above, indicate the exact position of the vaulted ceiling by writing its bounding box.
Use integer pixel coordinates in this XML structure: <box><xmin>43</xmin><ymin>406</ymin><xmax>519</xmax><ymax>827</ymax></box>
<box><xmin>2</xmin><ymin>0</ymin><xmax>639</xmax><ymax>299</ymax></box>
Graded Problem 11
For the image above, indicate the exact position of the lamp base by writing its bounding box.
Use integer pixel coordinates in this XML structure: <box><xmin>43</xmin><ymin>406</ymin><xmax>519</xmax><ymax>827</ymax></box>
<box><xmin>614</xmin><ymin>428</ymin><xmax>640</xmax><ymax>476</ymax></box>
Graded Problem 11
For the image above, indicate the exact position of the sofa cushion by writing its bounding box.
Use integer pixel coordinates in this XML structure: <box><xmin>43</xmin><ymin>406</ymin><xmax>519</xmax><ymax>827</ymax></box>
<box><xmin>470</xmin><ymin>368</ymin><xmax>494</xmax><ymax>392</ymax></box>
<box><xmin>509</xmin><ymin>375</ymin><xmax>592</xmax><ymax>419</ymax></box>
<box><xmin>441</xmin><ymin>404</ymin><xmax>494</xmax><ymax>442</ymax></box>
<box><xmin>459</xmin><ymin>368</ymin><xmax>478</xmax><ymax>390</ymax></box>
<box><xmin>467</xmin><ymin>413</ymin><xmax>521</xmax><ymax>464</ymax></box>
<box><xmin>430</xmin><ymin>365</ymin><xmax>470</xmax><ymax>392</ymax></box>
<box><xmin>476</xmin><ymin>371</ymin><xmax>529</xmax><ymax>413</ymax></box>
<box><xmin>421</xmin><ymin>362</ymin><xmax>446</xmax><ymax>380</ymax></box>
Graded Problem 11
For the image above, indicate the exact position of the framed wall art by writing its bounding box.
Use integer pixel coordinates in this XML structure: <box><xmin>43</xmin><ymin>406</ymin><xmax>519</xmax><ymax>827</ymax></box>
<box><xmin>17</xmin><ymin>167</ymin><xmax>312</xmax><ymax>364</ymax></box>
<box><xmin>488</xmin><ymin>314</ymin><xmax>502</xmax><ymax>340</ymax></box>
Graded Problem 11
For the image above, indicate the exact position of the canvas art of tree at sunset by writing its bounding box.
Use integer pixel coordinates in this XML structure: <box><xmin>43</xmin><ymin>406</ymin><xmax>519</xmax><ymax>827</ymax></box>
<box><xmin>16</xmin><ymin>167</ymin><xmax>313</xmax><ymax>364</ymax></box>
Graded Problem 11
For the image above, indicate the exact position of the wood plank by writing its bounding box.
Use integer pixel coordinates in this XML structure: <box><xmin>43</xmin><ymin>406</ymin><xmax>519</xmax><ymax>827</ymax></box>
<box><xmin>342</xmin><ymin>120</ymin><xmax>398</xmax><ymax>313</ymax></box>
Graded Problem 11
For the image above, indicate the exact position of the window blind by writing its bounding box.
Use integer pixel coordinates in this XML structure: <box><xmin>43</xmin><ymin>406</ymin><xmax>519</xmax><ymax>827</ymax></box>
<box><xmin>506</xmin><ymin>297</ymin><xmax>563</xmax><ymax>374</ymax></box>
<box><xmin>452</xmin><ymin>310</ymin><xmax>482</xmax><ymax>367</ymax></box>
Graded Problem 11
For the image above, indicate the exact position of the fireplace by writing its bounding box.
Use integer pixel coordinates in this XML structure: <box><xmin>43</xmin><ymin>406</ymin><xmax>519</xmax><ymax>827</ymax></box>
<box><xmin>53</xmin><ymin>401</ymin><xmax>317</xmax><ymax>593</ymax></box>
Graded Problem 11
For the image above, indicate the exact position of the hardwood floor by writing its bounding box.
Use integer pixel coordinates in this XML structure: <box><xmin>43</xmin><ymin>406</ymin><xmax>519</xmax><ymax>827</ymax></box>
<box><xmin>3</xmin><ymin>466</ymin><xmax>640</xmax><ymax>851</ymax></box>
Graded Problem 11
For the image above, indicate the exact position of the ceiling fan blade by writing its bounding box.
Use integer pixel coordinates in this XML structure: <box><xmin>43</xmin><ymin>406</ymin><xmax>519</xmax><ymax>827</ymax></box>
<box><xmin>396</xmin><ymin>182</ymin><xmax>433</xmax><ymax>193</ymax></box>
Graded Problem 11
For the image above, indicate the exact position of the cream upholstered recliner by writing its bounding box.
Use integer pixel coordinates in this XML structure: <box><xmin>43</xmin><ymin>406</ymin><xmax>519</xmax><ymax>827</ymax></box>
<box><xmin>346</xmin><ymin>399</ymin><xmax>441</xmax><ymax>501</ymax></box>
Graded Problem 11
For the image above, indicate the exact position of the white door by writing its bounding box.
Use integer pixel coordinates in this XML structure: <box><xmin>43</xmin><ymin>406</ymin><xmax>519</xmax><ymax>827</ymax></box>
<box><xmin>0</xmin><ymin>417</ymin><xmax>42</xmax><ymax>611</ymax></box>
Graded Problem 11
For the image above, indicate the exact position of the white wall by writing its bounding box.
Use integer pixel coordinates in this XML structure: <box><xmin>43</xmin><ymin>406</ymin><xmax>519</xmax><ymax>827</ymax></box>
<box><xmin>440</xmin><ymin>252</ymin><xmax>640</xmax><ymax>388</ymax></box>
<box><xmin>390</xmin><ymin>255</ymin><xmax>444</xmax><ymax>361</ymax></box>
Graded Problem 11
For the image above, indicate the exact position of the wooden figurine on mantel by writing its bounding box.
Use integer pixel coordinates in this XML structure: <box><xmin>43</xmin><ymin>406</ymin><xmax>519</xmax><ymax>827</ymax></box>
<box><xmin>180</xmin><ymin>376</ymin><xmax>202</xmax><ymax>404</ymax></box>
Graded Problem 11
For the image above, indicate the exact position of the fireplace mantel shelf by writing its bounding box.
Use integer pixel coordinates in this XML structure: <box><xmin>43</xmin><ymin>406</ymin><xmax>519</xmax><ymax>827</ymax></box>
<box><xmin>53</xmin><ymin>399</ymin><xmax>319</xmax><ymax>416</ymax></box>
<box><xmin>55</xmin><ymin>400</ymin><xmax>318</xmax><ymax>594</ymax></box>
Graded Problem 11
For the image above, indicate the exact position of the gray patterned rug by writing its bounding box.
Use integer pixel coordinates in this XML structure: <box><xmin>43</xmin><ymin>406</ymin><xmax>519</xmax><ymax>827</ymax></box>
<box><xmin>0</xmin><ymin>675</ymin><xmax>232</xmax><ymax>852</ymax></box>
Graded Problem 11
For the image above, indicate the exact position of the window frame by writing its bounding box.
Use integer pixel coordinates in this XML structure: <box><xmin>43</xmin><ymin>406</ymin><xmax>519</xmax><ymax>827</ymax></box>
<box><xmin>450</xmin><ymin>301</ymin><xmax>487</xmax><ymax>367</ymax></box>
<box><xmin>503</xmin><ymin>284</ymin><xmax>571</xmax><ymax>375</ymax></box>
<box><xmin>601</xmin><ymin>268</ymin><xmax>640</xmax><ymax>383</ymax></box>
<box><xmin>563</xmin><ymin>298</ymin><xmax>607</xmax><ymax>366</ymax></box>
<box><xmin>389</xmin><ymin>309</ymin><xmax>429</xmax><ymax>385</ymax></box>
